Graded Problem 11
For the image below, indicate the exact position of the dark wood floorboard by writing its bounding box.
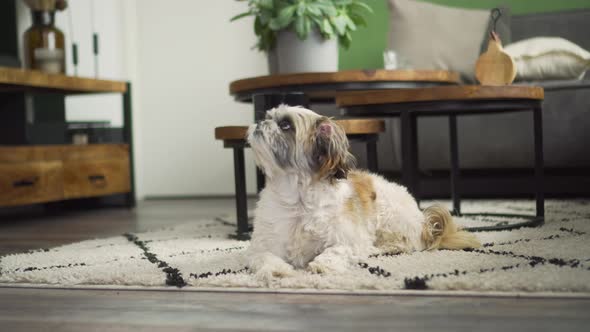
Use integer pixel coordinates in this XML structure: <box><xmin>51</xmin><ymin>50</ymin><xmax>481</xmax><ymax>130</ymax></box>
<box><xmin>1</xmin><ymin>199</ymin><xmax>589</xmax><ymax>331</ymax></box>
<box><xmin>0</xmin><ymin>288</ymin><xmax>589</xmax><ymax>332</ymax></box>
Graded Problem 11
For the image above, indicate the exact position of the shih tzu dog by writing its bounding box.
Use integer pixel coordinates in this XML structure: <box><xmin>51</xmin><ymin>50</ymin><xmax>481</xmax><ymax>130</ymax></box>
<box><xmin>246</xmin><ymin>105</ymin><xmax>480</xmax><ymax>280</ymax></box>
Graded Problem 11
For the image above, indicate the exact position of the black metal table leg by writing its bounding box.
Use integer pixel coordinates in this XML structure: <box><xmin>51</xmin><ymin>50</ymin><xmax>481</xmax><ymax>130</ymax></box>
<box><xmin>255</xmin><ymin>170</ymin><xmax>265</xmax><ymax>194</ymax></box>
<box><xmin>400</xmin><ymin>111</ymin><xmax>419</xmax><ymax>200</ymax></box>
<box><xmin>449</xmin><ymin>114</ymin><xmax>461</xmax><ymax>215</ymax></box>
<box><xmin>533</xmin><ymin>106</ymin><xmax>545</xmax><ymax>220</ymax></box>
<box><xmin>122</xmin><ymin>82</ymin><xmax>136</xmax><ymax>208</ymax></box>
<box><xmin>232</xmin><ymin>146</ymin><xmax>250</xmax><ymax>240</ymax></box>
<box><xmin>366</xmin><ymin>134</ymin><xmax>379</xmax><ymax>173</ymax></box>
<box><xmin>253</xmin><ymin>95</ymin><xmax>271</xmax><ymax>193</ymax></box>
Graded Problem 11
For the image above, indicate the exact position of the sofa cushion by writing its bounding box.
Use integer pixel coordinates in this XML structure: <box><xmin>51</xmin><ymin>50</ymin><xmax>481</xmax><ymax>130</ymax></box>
<box><xmin>387</xmin><ymin>0</ymin><xmax>511</xmax><ymax>82</ymax></box>
<box><xmin>505</xmin><ymin>37</ymin><xmax>590</xmax><ymax>81</ymax></box>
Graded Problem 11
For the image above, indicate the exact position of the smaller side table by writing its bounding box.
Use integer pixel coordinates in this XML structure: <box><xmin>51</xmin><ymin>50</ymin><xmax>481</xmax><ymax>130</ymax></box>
<box><xmin>337</xmin><ymin>86</ymin><xmax>545</xmax><ymax>231</ymax></box>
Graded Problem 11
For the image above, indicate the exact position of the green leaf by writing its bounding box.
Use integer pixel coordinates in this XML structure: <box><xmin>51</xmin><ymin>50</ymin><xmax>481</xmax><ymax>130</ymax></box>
<box><xmin>268</xmin><ymin>19</ymin><xmax>280</xmax><ymax>30</ymax></box>
<box><xmin>340</xmin><ymin>36</ymin><xmax>351</xmax><ymax>49</ymax></box>
<box><xmin>270</xmin><ymin>5</ymin><xmax>296</xmax><ymax>30</ymax></box>
<box><xmin>295</xmin><ymin>15</ymin><xmax>307</xmax><ymax>39</ymax></box>
<box><xmin>274</xmin><ymin>0</ymin><xmax>291</xmax><ymax>11</ymax></box>
<box><xmin>297</xmin><ymin>1</ymin><xmax>306</xmax><ymax>16</ymax></box>
<box><xmin>230</xmin><ymin>11</ymin><xmax>253</xmax><ymax>22</ymax></box>
<box><xmin>339</xmin><ymin>31</ymin><xmax>352</xmax><ymax>49</ymax></box>
<box><xmin>258</xmin><ymin>28</ymin><xmax>276</xmax><ymax>51</ymax></box>
<box><xmin>316</xmin><ymin>1</ymin><xmax>337</xmax><ymax>17</ymax></box>
<box><xmin>310</xmin><ymin>16</ymin><xmax>324</xmax><ymax>34</ymax></box>
<box><xmin>259</xmin><ymin>9</ymin><xmax>272</xmax><ymax>24</ymax></box>
<box><xmin>343</xmin><ymin>14</ymin><xmax>356</xmax><ymax>31</ymax></box>
<box><xmin>306</xmin><ymin>3</ymin><xmax>322</xmax><ymax>16</ymax></box>
<box><xmin>254</xmin><ymin>16</ymin><xmax>263</xmax><ymax>35</ymax></box>
<box><xmin>322</xmin><ymin>18</ymin><xmax>334</xmax><ymax>36</ymax></box>
<box><xmin>331</xmin><ymin>14</ymin><xmax>347</xmax><ymax>35</ymax></box>
<box><xmin>349</xmin><ymin>12</ymin><xmax>366</xmax><ymax>27</ymax></box>
<box><xmin>304</xmin><ymin>15</ymin><xmax>311</xmax><ymax>36</ymax></box>
<box><xmin>333</xmin><ymin>0</ymin><xmax>353</xmax><ymax>6</ymax></box>
<box><xmin>258</xmin><ymin>0</ymin><xmax>274</xmax><ymax>10</ymax></box>
<box><xmin>350</xmin><ymin>1</ymin><xmax>373</xmax><ymax>13</ymax></box>
<box><xmin>278</xmin><ymin>5</ymin><xmax>296</xmax><ymax>23</ymax></box>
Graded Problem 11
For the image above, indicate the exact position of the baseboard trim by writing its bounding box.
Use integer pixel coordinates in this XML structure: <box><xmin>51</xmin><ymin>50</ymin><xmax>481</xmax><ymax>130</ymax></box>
<box><xmin>143</xmin><ymin>194</ymin><xmax>258</xmax><ymax>201</ymax></box>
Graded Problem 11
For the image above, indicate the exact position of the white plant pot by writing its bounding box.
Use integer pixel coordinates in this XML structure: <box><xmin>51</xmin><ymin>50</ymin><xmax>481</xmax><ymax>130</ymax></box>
<box><xmin>268</xmin><ymin>29</ymin><xmax>338</xmax><ymax>74</ymax></box>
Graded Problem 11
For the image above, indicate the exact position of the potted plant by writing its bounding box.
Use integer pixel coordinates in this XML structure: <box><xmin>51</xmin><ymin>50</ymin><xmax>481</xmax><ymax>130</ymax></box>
<box><xmin>231</xmin><ymin>0</ymin><xmax>373</xmax><ymax>74</ymax></box>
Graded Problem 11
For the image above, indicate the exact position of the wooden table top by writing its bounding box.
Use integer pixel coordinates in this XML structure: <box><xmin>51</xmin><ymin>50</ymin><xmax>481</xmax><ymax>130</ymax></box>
<box><xmin>336</xmin><ymin>85</ymin><xmax>544</xmax><ymax>107</ymax></box>
<box><xmin>229</xmin><ymin>70</ymin><xmax>460</xmax><ymax>101</ymax></box>
<box><xmin>0</xmin><ymin>66</ymin><xmax>127</xmax><ymax>94</ymax></box>
<box><xmin>215</xmin><ymin>119</ymin><xmax>386</xmax><ymax>141</ymax></box>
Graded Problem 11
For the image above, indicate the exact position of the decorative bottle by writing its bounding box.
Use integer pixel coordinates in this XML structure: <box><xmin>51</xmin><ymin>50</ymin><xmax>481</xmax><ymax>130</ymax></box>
<box><xmin>24</xmin><ymin>10</ymin><xmax>66</xmax><ymax>74</ymax></box>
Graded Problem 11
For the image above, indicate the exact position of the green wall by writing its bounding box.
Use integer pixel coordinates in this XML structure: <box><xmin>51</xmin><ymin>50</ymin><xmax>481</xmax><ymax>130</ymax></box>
<box><xmin>339</xmin><ymin>0</ymin><xmax>590</xmax><ymax>70</ymax></box>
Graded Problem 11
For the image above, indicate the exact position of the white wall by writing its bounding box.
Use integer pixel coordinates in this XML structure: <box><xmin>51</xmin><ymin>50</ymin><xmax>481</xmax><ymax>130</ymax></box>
<box><xmin>16</xmin><ymin>0</ymin><xmax>267</xmax><ymax>198</ymax></box>
<box><xmin>136</xmin><ymin>0</ymin><xmax>267</xmax><ymax>197</ymax></box>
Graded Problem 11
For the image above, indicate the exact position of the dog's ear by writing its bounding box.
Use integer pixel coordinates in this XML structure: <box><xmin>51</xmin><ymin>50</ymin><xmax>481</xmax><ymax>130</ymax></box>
<box><xmin>311</xmin><ymin>118</ymin><xmax>355</xmax><ymax>181</ymax></box>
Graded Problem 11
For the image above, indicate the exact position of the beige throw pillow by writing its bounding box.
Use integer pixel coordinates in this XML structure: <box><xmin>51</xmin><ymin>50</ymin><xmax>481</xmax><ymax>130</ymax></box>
<box><xmin>504</xmin><ymin>37</ymin><xmax>590</xmax><ymax>81</ymax></box>
<box><xmin>388</xmin><ymin>0</ymin><xmax>493</xmax><ymax>82</ymax></box>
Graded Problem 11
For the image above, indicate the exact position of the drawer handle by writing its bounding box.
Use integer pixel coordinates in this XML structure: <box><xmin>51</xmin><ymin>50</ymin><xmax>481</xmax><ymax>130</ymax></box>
<box><xmin>88</xmin><ymin>174</ymin><xmax>107</xmax><ymax>188</ymax></box>
<box><xmin>13</xmin><ymin>176</ymin><xmax>39</xmax><ymax>188</ymax></box>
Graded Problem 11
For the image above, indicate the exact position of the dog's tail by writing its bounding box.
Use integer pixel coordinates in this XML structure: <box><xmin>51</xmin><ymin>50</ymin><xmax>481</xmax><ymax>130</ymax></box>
<box><xmin>422</xmin><ymin>205</ymin><xmax>481</xmax><ymax>250</ymax></box>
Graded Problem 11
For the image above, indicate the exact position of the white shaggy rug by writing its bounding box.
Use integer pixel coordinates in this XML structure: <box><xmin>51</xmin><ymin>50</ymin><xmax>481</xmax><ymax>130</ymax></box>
<box><xmin>1</xmin><ymin>200</ymin><xmax>589</xmax><ymax>294</ymax></box>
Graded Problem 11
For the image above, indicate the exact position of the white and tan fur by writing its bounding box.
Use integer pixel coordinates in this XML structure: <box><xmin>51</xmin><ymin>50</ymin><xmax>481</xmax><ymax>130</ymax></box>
<box><xmin>246</xmin><ymin>105</ymin><xmax>480</xmax><ymax>280</ymax></box>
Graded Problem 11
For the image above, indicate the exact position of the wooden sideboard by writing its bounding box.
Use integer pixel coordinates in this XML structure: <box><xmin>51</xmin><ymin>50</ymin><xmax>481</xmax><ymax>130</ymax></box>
<box><xmin>0</xmin><ymin>144</ymin><xmax>130</xmax><ymax>207</ymax></box>
<box><xmin>0</xmin><ymin>67</ymin><xmax>134</xmax><ymax>208</ymax></box>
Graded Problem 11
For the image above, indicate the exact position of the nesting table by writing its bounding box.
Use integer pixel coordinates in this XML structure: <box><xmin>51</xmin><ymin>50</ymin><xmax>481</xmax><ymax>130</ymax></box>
<box><xmin>336</xmin><ymin>85</ymin><xmax>545</xmax><ymax>231</ymax></box>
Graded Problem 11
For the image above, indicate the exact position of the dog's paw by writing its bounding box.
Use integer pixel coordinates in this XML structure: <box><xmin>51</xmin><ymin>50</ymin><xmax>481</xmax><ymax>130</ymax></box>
<box><xmin>255</xmin><ymin>262</ymin><xmax>295</xmax><ymax>281</ymax></box>
<box><xmin>306</xmin><ymin>261</ymin><xmax>328</xmax><ymax>274</ymax></box>
<box><xmin>307</xmin><ymin>261</ymin><xmax>345</xmax><ymax>275</ymax></box>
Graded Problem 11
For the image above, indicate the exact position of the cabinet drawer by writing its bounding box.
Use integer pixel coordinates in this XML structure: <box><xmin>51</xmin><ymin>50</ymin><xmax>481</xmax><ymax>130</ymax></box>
<box><xmin>62</xmin><ymin>144</ymin><xmax>129</xmax><ymax>161</ymax></box>
<box><xmin>64</xmin><ymin>159</ymin><xmax>130</xmax><ymax>199</ymax></box>
<box><xmin>0</xmin><ymin>161</ymin><xmax>64</xmax><ymax>206</ymax></box>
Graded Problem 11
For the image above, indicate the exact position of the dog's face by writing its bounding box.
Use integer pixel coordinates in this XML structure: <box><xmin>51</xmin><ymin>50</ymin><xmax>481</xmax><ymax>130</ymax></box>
<box><xmin>247</xmin><ymin>105</ymin><xmax>354</xmax><ymax>181</ymax></box>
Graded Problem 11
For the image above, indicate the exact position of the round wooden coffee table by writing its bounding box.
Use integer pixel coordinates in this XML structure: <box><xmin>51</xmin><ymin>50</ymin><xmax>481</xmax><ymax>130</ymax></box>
<box><xmin>230</xmin><ymin>69</ymin><xmax>460</xmax><ymax>104</ymax></box>
<box><xmin>230</xmin><ymin>69</ymin><xmax>461</xmax><ymax>124</ymax></box>
<box><xmin>337</xmin><ymin>85</ymin><xmax>545</xmax><ymax>231</ymax></box>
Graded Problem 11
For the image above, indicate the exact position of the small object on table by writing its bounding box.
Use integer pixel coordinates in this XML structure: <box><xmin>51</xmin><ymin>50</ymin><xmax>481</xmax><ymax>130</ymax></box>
<box><xmin>23</xmin><ymin>0</ymin><xmax>69</xmax><ymax>74</ymax></box>
<box><xmin>383</xmin><ymin>50</ymin><xmax>412</xmax><ymax>70</ymax></box>
<box><xmin>475</xmin><ymin>9</ymin><xmax>516</xmax><ymax>86</ymax></box>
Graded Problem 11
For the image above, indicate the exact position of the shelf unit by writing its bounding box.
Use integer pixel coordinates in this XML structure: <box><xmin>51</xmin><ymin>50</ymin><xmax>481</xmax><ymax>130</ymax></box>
<box><xmin>0</xmin><ymin>66</ymin><xmax>135</xmax><ymax>208</ymax></box>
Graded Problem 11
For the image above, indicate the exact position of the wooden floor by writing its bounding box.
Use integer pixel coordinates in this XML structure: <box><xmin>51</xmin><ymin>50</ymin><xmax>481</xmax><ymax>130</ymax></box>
<box><xmin>1</xmin><ymin>199</ymin><xmax>589</xmax><ymax>331</ymax></box>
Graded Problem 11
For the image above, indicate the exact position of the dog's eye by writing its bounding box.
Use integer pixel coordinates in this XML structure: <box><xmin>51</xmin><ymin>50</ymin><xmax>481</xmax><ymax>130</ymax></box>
<box><xmin>278</xmin><ymin>120</ymin><xmax>291</xmax><ymax>131</ymax></box>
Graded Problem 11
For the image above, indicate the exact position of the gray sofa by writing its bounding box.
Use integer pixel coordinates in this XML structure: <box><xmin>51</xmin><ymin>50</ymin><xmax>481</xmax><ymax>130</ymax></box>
<box><xmin>361</xmin><ymin>9</ymin><xmax>590</xmax><ymax>196</ymax></box>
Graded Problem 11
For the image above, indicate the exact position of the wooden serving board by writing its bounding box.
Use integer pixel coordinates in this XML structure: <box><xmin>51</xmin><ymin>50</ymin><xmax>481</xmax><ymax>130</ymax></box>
<box><xmin>475</xmin><ymin>32</ymin><xmax>517</xmax><ymax>86</ymax></box>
